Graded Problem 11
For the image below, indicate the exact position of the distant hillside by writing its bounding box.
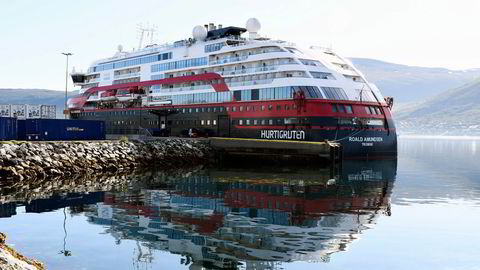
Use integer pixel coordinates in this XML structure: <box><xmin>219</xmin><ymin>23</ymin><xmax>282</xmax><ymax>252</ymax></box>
<box><xmin>0</xmin><ymin>89</ymin><xmax>77</xmax><ymax>119</ymax></box>
<box><xmin>394</xmin><ymin>78</ymin><xmax>480</xmax><ymax>135</ymax></box>
<box><xmin>350</xmin><ymin>58</ymin><xmax>480</xmax><ymax>103</ymax></box>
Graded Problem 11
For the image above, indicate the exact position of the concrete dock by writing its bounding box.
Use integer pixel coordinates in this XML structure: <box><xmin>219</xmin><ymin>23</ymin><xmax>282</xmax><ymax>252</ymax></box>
<box><xmin>208</xmin><ymin>137</ymin><xmax>342</xmax><ymax>162</ymax></box>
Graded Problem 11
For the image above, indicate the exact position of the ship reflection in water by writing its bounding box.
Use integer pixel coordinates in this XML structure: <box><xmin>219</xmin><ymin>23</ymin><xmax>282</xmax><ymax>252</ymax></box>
<box><xmin>79</xmin><ymin>160</ymin><xmax>396</xmax><ymax>269</ymax></box>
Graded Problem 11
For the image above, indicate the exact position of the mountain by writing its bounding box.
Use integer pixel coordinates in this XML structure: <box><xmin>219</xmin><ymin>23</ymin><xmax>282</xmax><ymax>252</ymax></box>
<box><xmin>394</xmin><ymin>78</ymin><xmax>480</xmax><ymax>135</ymax></box>
<box><xmin>0</xmin><ymin>89</ymin><xmax>77</xmax><ymax>119</ymax></box>
<box><xmin>350</xmin><ymin>58</ymin><xmax>480</xmax><ymax>103</ymax></box>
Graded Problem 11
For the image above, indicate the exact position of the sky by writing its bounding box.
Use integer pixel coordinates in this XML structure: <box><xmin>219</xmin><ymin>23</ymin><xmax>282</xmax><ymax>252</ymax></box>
<box><xmin>0</xmin><ymin>0</ymin><xmax>479</xmax><ymax>90</ymax></box>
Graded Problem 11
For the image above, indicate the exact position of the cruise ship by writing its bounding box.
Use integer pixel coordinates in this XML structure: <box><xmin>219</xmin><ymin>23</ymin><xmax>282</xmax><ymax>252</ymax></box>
<box><xmin>68</xmin><ymin>18</ymin><xmax>397</xmax><ymax>156</ymax></box>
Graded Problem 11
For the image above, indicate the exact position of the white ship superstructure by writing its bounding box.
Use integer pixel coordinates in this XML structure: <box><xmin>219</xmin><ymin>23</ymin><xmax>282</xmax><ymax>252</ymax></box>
<box><xmin>69</xmin><ymin>18</ymin><xmax>397</xmax><ymax>156</ymax></box>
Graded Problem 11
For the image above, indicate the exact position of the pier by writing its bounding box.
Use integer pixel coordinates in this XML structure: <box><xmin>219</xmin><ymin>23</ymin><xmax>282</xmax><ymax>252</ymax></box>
<box><xmin>208</xmin><ymin>137</ymin><xmax>342</xmax><ymax>162</ymax></box>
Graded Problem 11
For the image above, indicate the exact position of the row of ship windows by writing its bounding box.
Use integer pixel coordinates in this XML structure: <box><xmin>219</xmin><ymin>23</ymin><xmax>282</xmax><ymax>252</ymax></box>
<box><xmin>78</xmin><ymin>104</ymin><xmax>379</xmax><ymax>117</ymax></box>
<box><xmin>151</xmin><ymin>57</ymin><xmax>207</xmax><ymax>72</ymax></box>
<box><xmin>365</xmin><ymin>106</ymin><xmax>383</xmax><ymax>115</ymax></box>
<box><xmin>90</xmin><ymin>52</ymin><xmax>172</xmax><ymax>73</ymax></box>
<box><xmin>205</xmin><ymin>42</ymin><xmax>225</xmax><ymax>53</ymax></box>
<box><xmin>332</xmin><ymin>104</ymin><xmax>353</xmax><ymax>114</ymax></box>
<box><xmin>153</xmin><ymin>86</ymin><xmax>349</xmax><ymax>105</ymax></box>
<box><xmin>173</xmin><ymin>118</ymin><xmax>309</xmax><ymax>126</ymax></box>
<box><xmin>332</xmin><ymin>104</ymin><xmax>384</xmax><ymax>115</ymax></box>
<box><xmin>107</xmin><ymin>117</ymin><xmax>383</xmax><ymax>128</ymax></box>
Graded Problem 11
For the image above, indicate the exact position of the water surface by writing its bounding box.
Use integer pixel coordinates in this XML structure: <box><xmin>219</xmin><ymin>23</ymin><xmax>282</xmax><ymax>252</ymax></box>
<box><xmin>1</xmin><ymin>137</ymin><xmax>479</xmax><ymax>270</ymax></box>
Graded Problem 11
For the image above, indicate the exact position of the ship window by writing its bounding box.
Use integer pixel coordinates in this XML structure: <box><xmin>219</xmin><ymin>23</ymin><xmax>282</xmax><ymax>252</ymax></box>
<box><xmin>261</xmin><ymin>119</ymin><xmax>266</xmax><ymax>125</ymax></box>
<box><xmin>220</xmin><ymin>107</ymin><xmax>224</xmax><ymax>112</ymax></box>
<box><xmin>276</xmin><ymin>105</ymin><xmax>281</xmax><ymax>110</ymax></box>
<box><xmin>285</xmin><ymin>105</ymin><xmax>290</xmax><ymax>110</ymax></box>
<box><xmin>321</xmin><ymin>87</ymin><xmax>348</xmax><ymax>100</ymax></box>
<box><xmin>201</xmin><ymin>120</ymin><xmax>205</xmax><ymax>125</ymax></box>
<box><xmin>213</xmin><ymin>120</ymin><xmax>217</xmax><ymax>125</ymax></box>
<box><xmin>253</xmin><ymin>119</ymin><xmax>258</xmax><ymax>125</ymax></box>
<box><xmin>207</xmin><ymin>120</ymin><xmax>211</xmax><ymax>125</ymax></box>
<box><xmin>196</xmin><ymin>108</ymin><xmax>199</xmax><ymax>113</ymax></box>
<box><xmin>346</xmin><ymin>105</ymin><xmax>353</xmax><ymax>114</ymax></box>
<box><xmin>365</xmin><ymin>106</ymin><xmax>371</xmax><ymax>114</ymax></box>
<box><xmin>246</xmin><ymin>119</ymin><xmax>250</xmax><ymax>125</ymax></box>
<box><xmin>246</xmin><ymin>106</ymin><xmax>250</xmax><ymax>112</ymax></box>
<box><xmin>375</xmin><ymin>107</ymin><xmax>381</xmax><ymax>115</ymax></box>
<box><xmin>252</xmin><ymin>89</ymin><xmax>259</xmax><ymax>100</ymax></box>
<box><xmin>332</xmin><ymin>104</ymin><xmax>337</xmax><ymax>112</ymax></box>
<box><xmin>234</xmin><ymin>91</ymin><xmax>242</xmax><ymax>101</ymax></box>
<box><xmin>310</xmin><ymin>72</ymin><xmax>335</xmax><ymax>80</ymax></box>
<box><xmin>189</xmin><ymin>108</ymin><xmax>192</xmax><ymax>113</ymax></box>
<box><xmin>232</xmin><ymin>106</ymin><xmax>236</xmax><ymax>112</ymax></box>
<box><xmin>232</xmin><ymin>119</ymin><xmax>236</xmax><ymax>125</ymax></box>
<box><xmin>338</xmin><ymin>105</ymin><xmax>345</xmax><ymax>113</ymax></box>
<box><xmin>226</xmin><ymin>107</ymin><xmax>229</xmax><ymax>111</ymax></box>
<box><xmin>269</xmin><ymin>119</ymin><xmax>273</xmax><ymax>125</ymax></box>
<box><xmin>261</xmin><ymin>105</ymin><xmax>265</xmax><ymax>111</ymax></box>
<box><xmin>369</xmin><ymin>106</ymin><xmax>377</xmax><ymax>114</ymax></box>
<box><xmin>239</xmin><ymin>119</ymin><xmax>243</xmax><ymax>125</ymax></box>
<box><xmin>240</xmin><ymin>106</ymin><xmax>243</xmax><ymax>111</ymax></box>
<box><xmin>268</xmin><ymin>105</ymin><xmax>272</xmax><ymax>111</ymax></box>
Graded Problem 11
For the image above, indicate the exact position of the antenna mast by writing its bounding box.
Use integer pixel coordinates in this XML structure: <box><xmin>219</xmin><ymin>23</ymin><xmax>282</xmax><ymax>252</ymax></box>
<box><xmin>137</xmin><ymin>23</ymin><xmax>157</xmax><ymax>49</ymax></box>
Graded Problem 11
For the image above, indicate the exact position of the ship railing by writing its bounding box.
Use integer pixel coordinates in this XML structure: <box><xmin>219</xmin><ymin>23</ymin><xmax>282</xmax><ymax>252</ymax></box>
<box><xmin>114</xmin><ymin>72</ymin><xmax>141</xmax><ymax>79</ymax></box>
<box><xmin>217</xmin><ymin>65</ymin><xmax>277</xmax><ymax>76</ymax></box>
<box><xmin>157</xmin><ymin>84</ymin><xmax>212</xmax><ymax>93</ymax></box>
<box><xmin>85</xmin><ymin>78</ymin><xmax>101</xmax><ymax>83</ymax></box>
<box><xmin>226</xmin><ymin>78</ymin><xmax>274</xmax><ymax>87</ymax></box>
<box><xmin>209</xmin><ymin>55</ymin><xmax>248</xmax><ymax>65</ymax></box>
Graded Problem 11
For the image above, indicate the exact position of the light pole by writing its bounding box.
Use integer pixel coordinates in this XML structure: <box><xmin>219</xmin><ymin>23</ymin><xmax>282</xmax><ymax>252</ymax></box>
<box><xmin>62</xmin><ymin>52</ymin><xmax>72</xmax><ymax>118</ymax></box>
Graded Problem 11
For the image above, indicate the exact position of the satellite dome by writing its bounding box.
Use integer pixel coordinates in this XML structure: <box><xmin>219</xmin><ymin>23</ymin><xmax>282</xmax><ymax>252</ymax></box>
<box><xmin>192</xmin><ymin>25</ymin><xmax>208</xmax><ymax>41</ymax></box>
<box><xmin>117</xmin><ymin>44</ymin><xmax>123</xmax><ymax>52</ymax></box>
<box><xmin>246</xmin><ymin>18</ymin><xmax>261</xmax><ymax>32</ymax></box>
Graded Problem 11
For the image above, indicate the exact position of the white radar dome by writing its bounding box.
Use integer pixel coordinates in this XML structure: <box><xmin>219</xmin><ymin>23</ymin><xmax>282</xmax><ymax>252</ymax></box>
<box><xmin>246</xmin><ymin>18</ymin><xmax>261</xmax><ymax>32</ymax></box>
<box><xmin>117</xmin><ymin>44</ymin><xmax>123</xmax><ymax>52</ymax></box>
<box><xmin>192</xmin><ymin>25</ymin><xmax>208</xmax><ymax>41</ymax></box>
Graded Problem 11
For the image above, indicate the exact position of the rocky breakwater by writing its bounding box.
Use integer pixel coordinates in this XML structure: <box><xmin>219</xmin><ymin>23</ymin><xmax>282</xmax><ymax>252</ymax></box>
<box><xmin>0</xmin><ymin>139</ymin><xmax>212</xmax><ymax>181</ymax></box>
<box><xmin>1</xmin><ymin>233</ymin><xmax>44</xmax><ymax>270</ymax></box>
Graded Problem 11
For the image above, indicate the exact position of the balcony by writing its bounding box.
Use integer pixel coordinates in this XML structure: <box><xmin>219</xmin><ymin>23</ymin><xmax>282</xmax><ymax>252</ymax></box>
<box><xmin>114</xmin><ymin>72</ymin><xmax>141</xmax><ymax>79</ymax></box>
<box><xmin>85</xmin><ymin>78</ymin><xmax>101</xmax><ymax>83</ymax></box>
<box><xmin>155</xmin><ymin>84</ymin><xmax>212</xmax><ymax>94</ymax></box>
<box><xmin>209</xmin><ymin>55</ymin><xmax>248</xmax><ymax>65</ymax></box>
<box><xmin>226</xmin><ymin>79</ymin><xmax>274</xmax><ymax>87</ymax></box>
<box><xmin>217</xmin><ymin>65</ymin><xmax>277</xmax><ymax>76</ymax></box>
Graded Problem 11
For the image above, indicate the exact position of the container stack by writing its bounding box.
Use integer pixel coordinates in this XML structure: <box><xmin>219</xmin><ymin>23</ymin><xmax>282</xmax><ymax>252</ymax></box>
<box><xmin>1</xmin><ymin>104</ymin><xmax>57</xmax><ymax>119</ymax></box>
<box><xmin>0</xmin><ymin>104</ymin><xmax>105</xmax><ymax>141</ymax></box>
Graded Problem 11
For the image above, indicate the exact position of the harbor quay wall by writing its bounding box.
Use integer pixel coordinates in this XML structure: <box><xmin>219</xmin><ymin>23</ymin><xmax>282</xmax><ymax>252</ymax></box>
<box><xmin>0</xmin><ymin>139</ymin><xmax>212</xmax><ymax>181</ymax></box>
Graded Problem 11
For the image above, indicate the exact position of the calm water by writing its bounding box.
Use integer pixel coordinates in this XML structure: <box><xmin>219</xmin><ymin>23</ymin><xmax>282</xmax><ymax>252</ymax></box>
<box><xmin>1</xmin><ymin>138</ymin><xmax>480</xmax><ymax>270</ymax></box>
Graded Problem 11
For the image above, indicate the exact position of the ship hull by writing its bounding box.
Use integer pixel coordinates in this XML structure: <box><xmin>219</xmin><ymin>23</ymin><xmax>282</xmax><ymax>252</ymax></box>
<box><xmin>71</xmin><ymin>99</ymin><xmax>397</xmax><ymax>157</ymax></box>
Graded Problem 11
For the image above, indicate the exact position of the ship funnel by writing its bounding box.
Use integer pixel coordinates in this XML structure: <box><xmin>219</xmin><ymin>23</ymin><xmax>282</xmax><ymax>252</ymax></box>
<box><xmin>218</xmin><ymin>24</ymin><xmax>223</xmax><ymax>29</ymax></box>
<box><xmin>208</xmin><ymin>23</ymin><xmax>214</xmax><ymax>31</ymax></box>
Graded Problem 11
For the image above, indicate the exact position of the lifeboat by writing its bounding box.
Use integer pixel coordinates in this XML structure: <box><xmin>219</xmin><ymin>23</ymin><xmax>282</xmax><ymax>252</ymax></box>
<box><xmin>99</xmin><ymin>91</ymin><xmax>117</xmax><ymax>101</ymax></box>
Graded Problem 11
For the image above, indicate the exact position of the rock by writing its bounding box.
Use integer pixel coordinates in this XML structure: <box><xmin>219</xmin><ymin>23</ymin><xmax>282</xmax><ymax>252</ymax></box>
<box><xmin>0</xmin><ymin>139</ymin><xmax>211</xmax><ymax>182</ymax></box>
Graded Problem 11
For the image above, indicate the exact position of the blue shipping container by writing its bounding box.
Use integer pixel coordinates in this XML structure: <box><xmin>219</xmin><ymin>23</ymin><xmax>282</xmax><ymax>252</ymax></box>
<box><xmin>25</xmin><ymin>119</ymin><xmax>105</xmax><ymax>141</ymax></box>
<box><xmin>0</xmin><ymin>117</ymin><xmax>19</xmax><ymax>141</ymax></box>
<box><xmin>17</xmin><ymin>120</ymin><xmax>26</xmax><ymax>140</ymax></box>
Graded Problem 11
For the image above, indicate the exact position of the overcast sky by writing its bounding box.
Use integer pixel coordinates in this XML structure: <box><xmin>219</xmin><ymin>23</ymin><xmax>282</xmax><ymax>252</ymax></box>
<box><xmin>1</xmin><ymin>0</ymin><xmax>478</xmax><ymax>90</ymax></box>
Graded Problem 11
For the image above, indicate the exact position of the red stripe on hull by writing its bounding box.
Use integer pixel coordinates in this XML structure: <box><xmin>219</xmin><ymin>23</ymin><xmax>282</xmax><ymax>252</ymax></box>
<box><xmin>85</xmin><ymin>73</ymin><xmax>229</xmax><ymax>94</ymax></box>
<box><xmin>78</xmin><ymin>99</ymin><xmax>393</xmax><ymax>120</ymax></box>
